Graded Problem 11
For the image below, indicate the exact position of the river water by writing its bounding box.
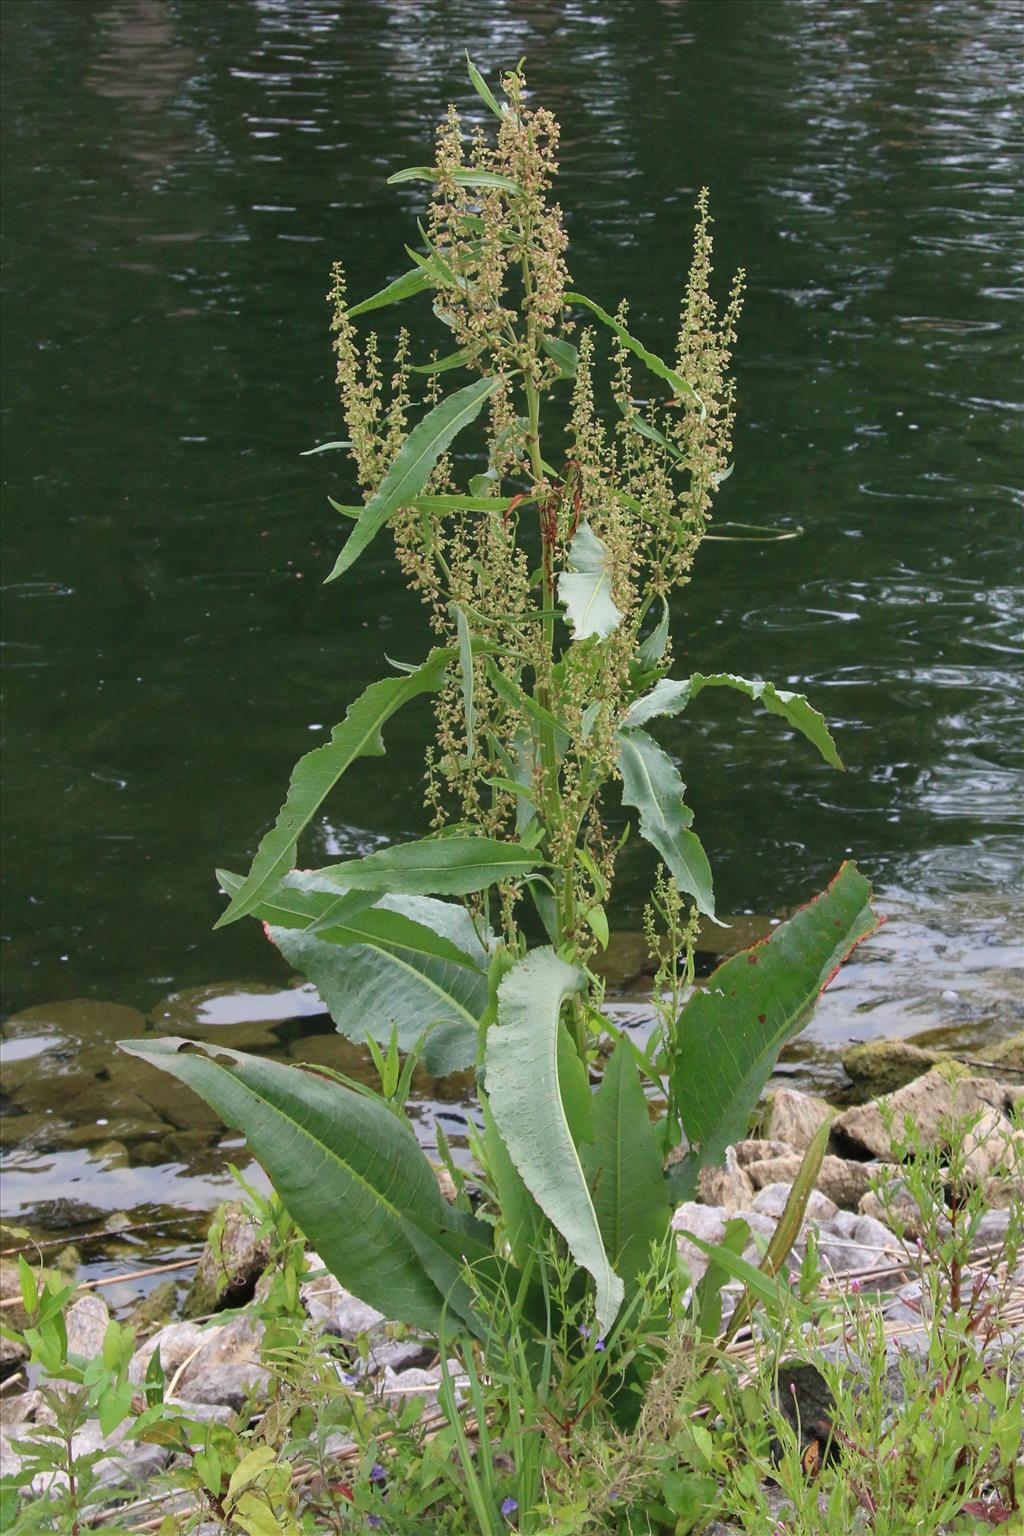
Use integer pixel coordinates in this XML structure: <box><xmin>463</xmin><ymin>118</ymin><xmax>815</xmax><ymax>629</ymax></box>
<box><xmin>2</xmin><ymin>0</ymin><xmax>1021</xmax><ymax>1280</ymax></box>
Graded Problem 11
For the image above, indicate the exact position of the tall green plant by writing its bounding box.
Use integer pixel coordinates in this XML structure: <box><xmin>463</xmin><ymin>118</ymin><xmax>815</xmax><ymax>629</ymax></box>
<box><xmin>124</xmin><ymin>61</ymin><xmax>877</xmax><ymax>1366</ymax></box>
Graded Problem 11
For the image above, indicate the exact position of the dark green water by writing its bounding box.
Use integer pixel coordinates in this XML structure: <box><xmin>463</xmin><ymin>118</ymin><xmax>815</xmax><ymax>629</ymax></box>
<box><xmin>2</xmin><ymin>0</ymin><xmax>1022</xmax><ymax>1254</ymax></box>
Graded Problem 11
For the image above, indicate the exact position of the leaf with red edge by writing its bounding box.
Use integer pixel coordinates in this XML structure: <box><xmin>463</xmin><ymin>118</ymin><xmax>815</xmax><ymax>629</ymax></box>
<box><xmin>668</xmin><ymin>861</ymin><xmax>879</xmax><ymax>1197</ymax></box>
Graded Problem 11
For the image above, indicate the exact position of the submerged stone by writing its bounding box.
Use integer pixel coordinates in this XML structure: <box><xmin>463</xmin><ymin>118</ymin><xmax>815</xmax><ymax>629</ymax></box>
<box><xmin>842</xmin><ymin>1038</ymin><xmax>943</xmax><ymax>1098</ymax></box>
<box><xmin>149</xmin><ymin>981</ymin><xmax>323</xmax><ymax>1052</ymax></box>
<box><xmin>127</xmin><ymin>1279</ymin><xmax>179</xmax><ymax>1336</ymax></box>
<box><xmin>974</xmin><ymin>1031</ymin><xmax>1024</xmax><ymax>1074</ymax></box>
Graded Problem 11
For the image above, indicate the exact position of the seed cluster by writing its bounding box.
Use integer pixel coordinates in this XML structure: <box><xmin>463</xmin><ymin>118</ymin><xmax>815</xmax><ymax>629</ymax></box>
<box><xmin>327</xmin><ymin>67</ymin><xmax>743</xmax><ymax>950</ymax></box>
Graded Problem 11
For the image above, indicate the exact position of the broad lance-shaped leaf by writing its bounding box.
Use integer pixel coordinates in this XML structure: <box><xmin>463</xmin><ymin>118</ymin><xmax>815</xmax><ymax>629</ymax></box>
<box><xmin>217</xmin><ymin>871</ymin><xmax>488</xmax><ymax>1076</ymax></box>
<box><xmin>565</xmin><ymin>291</ymin><xmax>702</xmax><ymax>409</ymax></box>
<box><xmin>325</xmin><ymin>376</ymin><xmax>500</xmax><ymax>583</ymax></box>
<box><xmin>215</xmin><ymin>651</ymin><xmax>453</xmax><ymax>929</ymax></box>
<box><xmin>624</xmin><ymin>673</ymin><xmax>842</xmax><ymax>770</ymax></box>
<box><xmin>346</xmin><ymin>267</ymin><xmax>434</xmax><ymax>320</ymax></box>
<box><xmin>670</xmin><ymin>861</ymin><xmax>879</xmax><ymax>1196</ymax></box>
<box><xmin>466</xmin><ymin>52</ymin><xmax>503</xmax><ymax>120</ymax></box>
<box><xmin>557</xmin><ymin>522</ymin><xmax>624</xmax><ymax>642</ymax></box>
<box><xmin>117</xmin><ymin>1040</ymin><xmax>489</xmax><ymax>1335</ymax></box>
<box><xmin>308</xmin><ymin>835</ymin><xmax>544</xmax><ymax>898</ymax></box>
<box><xmin>615</xmin><ymin>727</ymin><xmax>716</xmax><ymax>920</ymax></box>
<box><xmin>486</xmin><ymin>948</ymin><xmax>625</xmax><ymax>1331</ymax></box>
<box><xmin>636</xmin><ymin>600</ymin><xmax>670</xmax><ymax>670</ymax></box>
<box><xmin>387</xmin><ymin>166</ymin><xmax>520</xmax><ymax>192</ymax></box>
<box><xmin>410</xmin><ymin>346</ymin><xmax>480</xmax><ymax>375</ymax></box>
<box><xmin>581</xmin><ymin>1040</ymin><xmax>671</xmax><ymax>1290</ymax></box>
<box><xmin>541</xmin><ymin>335</ymin><xmax>578</xmax><ymax>378</ymax></box>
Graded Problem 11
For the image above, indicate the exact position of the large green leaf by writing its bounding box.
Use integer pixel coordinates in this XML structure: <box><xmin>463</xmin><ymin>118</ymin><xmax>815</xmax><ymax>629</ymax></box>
<box><xmin>623</xmin><ymin>411</ymin><xmax>685</xmax><ymax>461</ymax></box>
<box><xmin>280</xmin><ymin>897</ymin><xmax>486</xmax><ymax>1077</ymax></box>
<box><xmin>541</xmin><ymin>335</ymin><xmax>578</xmax><ymax>378</ymax></box>
<box><xmin>308</xmin><ymin>835</ymin><xmax>544</xmax><ymax>898</ymax></box>
<box><xmin>485</xmin><ymin>948</ymin><xmax>624</xmax><ymax>1331</ymax></box>
<box><xmin>557</xmin><ymin>522</ymin><xmax>624</xmax><ymax>641</ymax></box>
<box><xmin>581</xmin><ymin>1041</ymin><xmax>671</xmax><ymax>1289</ymax></box>
<box><xmin>117</xmin><ymin>1040</ymin><xmax>488</xmax><ymax>1334</ymax></box>
<box><xmin>215</xmin><ymin>651</ymin><xmax>453</xmax><ymax>929</ymax></box>
<box><xmin>670</xmin><ymin>861</ymin><xmax>879</xmax><ymax>1191</ymax></box>
<box><xmin>624</xmin><ymin>673</ymin><xmax>842</xmax><ymax>770</ymax></box>
<box><xmin>614</xmin><ymin>727</ymin><xmax>716</xmax><ymax>919</ymax></box>
<box><xmin>325</xmin><ymin>376</ymin><xmax>500</xmax><ymax>583</ymax></box>
<box><xmin>636</xmin><ymin>600</ymin><xmax>670</xmax><ymax>670</ymax></box>
<box><xmin>465</xmin><ymin>53</ymin><xmax>504</xmax><ymax>120</ymax></box>
<box><xmin>409</xmin><ymin>347</ymin><xmax>480</xmax><ymax>376</ymax></box>
<box><xmin>565</xmin><ymin>291</ymin><xmax>702</xmax><ymax>408</ymax></box>
<box><xmin>346</xmin><ymin>267</ymin><xmax>434</xmax><ymax>319</ymax></box>
<box><xmin>409</xmin><ymin>494</ymin><xmax>518</xmax><ymax>513</ymax></box>
<box><xmin>387</xmin><ymin>166</ymin><xmax>520</xmax><ymax>192</ymax></box>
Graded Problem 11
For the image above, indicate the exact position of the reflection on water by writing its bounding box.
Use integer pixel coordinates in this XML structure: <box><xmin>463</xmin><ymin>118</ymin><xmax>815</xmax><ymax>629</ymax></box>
<box><xmin>1</xmin><ymin>0</ymin><xmax>1021</xmax><ymax>1278</ymax></box>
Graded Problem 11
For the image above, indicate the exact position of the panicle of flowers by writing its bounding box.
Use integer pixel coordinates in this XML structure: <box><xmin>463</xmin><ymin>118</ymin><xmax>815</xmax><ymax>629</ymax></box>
<box><xmin>324</xmin><ymin>68</ymin><xmax>741</xmax><ymax>953</ymax></box>
<box><xmin>328</xmin><ymin>263</ymin><xmax>384</xmax><ymax>489</ymax></box>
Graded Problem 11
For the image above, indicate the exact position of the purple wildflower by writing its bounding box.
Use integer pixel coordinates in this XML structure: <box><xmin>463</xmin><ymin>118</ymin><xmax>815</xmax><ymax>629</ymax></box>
<box><xmin>368</xmin><ymin>1519</ymin><xmax>382</xmax><ymax>1530</ymax></box>
<box><xmin>501</xmin><ymin>1496</ymin><xmax>518</xmax><ymax>1518</ymax></box>
<box><xmin>370</xmin><ymin>1464</ymin><xmax>386</xmax><ymax>1483</ymax></box>
<box><xmin>578</xmin><ymin>1324</ymin><xmax>591</xmax><ymax>1339</ymax></box>
<box><xmin>595</xmin><ymin>1337</ymin><xmax>606</xmax><ymax>1352</ymax></box>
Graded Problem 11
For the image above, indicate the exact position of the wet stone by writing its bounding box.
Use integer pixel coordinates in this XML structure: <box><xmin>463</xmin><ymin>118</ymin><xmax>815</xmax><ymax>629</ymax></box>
<box><xmin>87</xmin><ymin>1139</ymin><xmax>130</xmax><ymax>1169</ymax></box>
<box><xmin>127</xmin><ymin>1279</ymin><xmax>179</xmax><ymax>1335</ymax></box>
<box><xmin>0</xmin><ymin>1113</ymin><xmax>75</xmax><ymax>1153</ymax></box>
<box><xmin>973</xmin><ymin>1031</ymin><xmax>1024</xmax><ymax>1074</ymax></box>
<box><xmin>772</xmin><ymin>1361</ymin><xmax>836</xmax><ymax>1458</ymax></box>
<box><xmin>21</xmin><ymin>1199</ymin><xmax>106</xmax><ymax>1232</ymax></box>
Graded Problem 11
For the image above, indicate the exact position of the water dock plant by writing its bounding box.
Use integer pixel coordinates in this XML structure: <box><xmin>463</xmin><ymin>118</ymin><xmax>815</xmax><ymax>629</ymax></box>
<box><xmin>120</xmin><ymin>53</ymin><xmax>879</xmax><ymax>1477</ymax></box>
